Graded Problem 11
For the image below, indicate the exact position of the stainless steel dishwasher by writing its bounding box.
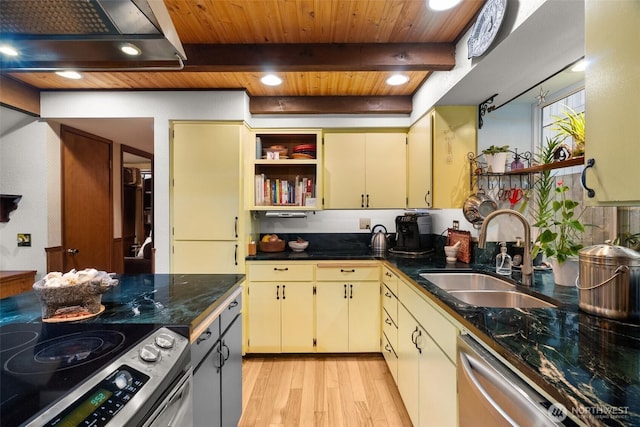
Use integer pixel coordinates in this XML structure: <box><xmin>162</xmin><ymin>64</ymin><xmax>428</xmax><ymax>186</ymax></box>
<box><xmin>457</xmin><ymin>335</ymin><xmax>571</xmax><ymax>427</ymax></box>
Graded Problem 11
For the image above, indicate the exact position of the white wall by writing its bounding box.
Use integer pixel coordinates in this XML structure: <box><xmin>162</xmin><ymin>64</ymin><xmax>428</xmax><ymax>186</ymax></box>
<box><xmin>0</xmin><ymin>108</ymin><xmax>49</xmax><ymax>278</ymax></box>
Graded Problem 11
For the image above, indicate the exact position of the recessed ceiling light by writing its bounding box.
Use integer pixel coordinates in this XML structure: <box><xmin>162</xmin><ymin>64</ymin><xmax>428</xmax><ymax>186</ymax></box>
<box><xmin>571</xmin><ymin>59</ymin><xmax>587</xmax><ymax>72</ymax></box>
<box><xmin>55</xmin><ymin>71</ymin><xmax>83</xmax><ymax>80</ymax></box>
<box><xmin>120</xmin><ymin>43</ymin><xmax>142</xmax><ymax>56</ymax></box>
<box><xmin>428</xmin><ymin>0</ymin><xmax>462</xmax><ymax>11</ymax></box>
<box><xmin>261</xmin><ymin>74</ymin><xmax>283</xmax><ymax>86</ymax></box>
<box><xmin>0</xmin><ymin>45</ymin><xmax>19</xmax><ymax>56</ymax></box>
<box><xmin>386</xmin><ymin>74</ymin><xmax>409</xmax><ymax>86</ymax></box>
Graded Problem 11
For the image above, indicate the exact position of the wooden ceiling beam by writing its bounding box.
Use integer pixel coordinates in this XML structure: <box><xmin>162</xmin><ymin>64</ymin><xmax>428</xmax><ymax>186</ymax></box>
<box><xmin>249</xmin><ymin>96</ymin><xmax>412</xmax><ymax>114</ymax></box>
<box><xmin>183</xmin><ymin>43</ymin><xmax>455</xmax><ymax>72</ymax></box>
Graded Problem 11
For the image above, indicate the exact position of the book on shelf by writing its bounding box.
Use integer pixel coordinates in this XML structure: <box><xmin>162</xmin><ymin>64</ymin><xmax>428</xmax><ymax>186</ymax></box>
<box><xmin>254</xmin><ymin>174</ymin><xmax>314</xmax><ymax>206</ymax></box>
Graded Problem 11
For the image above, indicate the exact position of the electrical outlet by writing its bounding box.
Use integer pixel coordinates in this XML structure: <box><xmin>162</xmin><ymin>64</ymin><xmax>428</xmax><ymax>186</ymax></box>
<box><xmin>359</xmin><ymin>218</ymin><xmax>371</xmax><ymax>230</ymax></box>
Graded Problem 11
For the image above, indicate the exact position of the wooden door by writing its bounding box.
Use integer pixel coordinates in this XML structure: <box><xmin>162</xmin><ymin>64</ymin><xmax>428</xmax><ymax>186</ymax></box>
<box><xmin>62</xmin><ymin>126</ymin><xmax>112</xmax><ymax>272</ymax></box>
<box><xmin>323</xmin><ymin>133</ymin><xmax>366</xmax><ymax>209</ymax></box>
<box><xmin>347</xmin><ymin>281</ymin><xmax>380</xmax><ymax>352</ymax></box>
<box><xmin>280</xmin><ymin>282</ymin><xmax>315</xmax><ymax>352</ymax></box>
<box><xmin>365</xmin><ymin>133</ymin><xmax>406</xmax><ymax>209</ymax></box>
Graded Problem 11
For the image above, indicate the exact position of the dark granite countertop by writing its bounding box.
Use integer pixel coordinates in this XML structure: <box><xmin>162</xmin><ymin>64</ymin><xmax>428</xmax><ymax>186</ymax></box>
<box><xmin>0</xmin><ymin>274</ymin><xmax>245</xmax><ymax>339</ymax></box>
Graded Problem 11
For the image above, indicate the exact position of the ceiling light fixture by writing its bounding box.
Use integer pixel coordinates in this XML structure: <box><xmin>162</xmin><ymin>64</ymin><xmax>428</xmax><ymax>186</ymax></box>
<box><xmin>55</xmin><ymin>71</ymin><xmax>83</xmax><ymax>80</ymax></box>
<box><xmin>0</xmin><ymin>45</ymin><xmax>19</xmax><ymax>56</ymax></box>
<box><xmin>428</xmin><ymin>0</ymin><xmax>462</xmax><ymax>11</ymax></box>
<box><xmin>120</xmin><ymin>43</ymin><xmax>142</xmax><ymax>56</ymax></box>
<box><xmin>261</xmin><ymin>74</ymin><xmax>283</xmax><ymax>86</ymax></box>
<box><xmin>386</xmin><ymin>74</ymin><xmax>409</xmax><ymax>86</ymax></box>
<box><xmin>571</xmin><ymin>59</ymin><xmax>587</xmax><ymax>72</ymax></box>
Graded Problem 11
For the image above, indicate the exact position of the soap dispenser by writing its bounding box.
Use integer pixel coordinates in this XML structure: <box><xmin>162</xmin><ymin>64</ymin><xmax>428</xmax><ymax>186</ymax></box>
<box><xmin>496</xmin><ymin>242</ymin><xmax>512</xmax><ymax>276</ymax></box>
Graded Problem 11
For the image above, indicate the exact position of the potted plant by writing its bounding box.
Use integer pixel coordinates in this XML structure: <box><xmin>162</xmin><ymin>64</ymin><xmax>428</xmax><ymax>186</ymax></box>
<box><xmin>552</xmin><ymin>106</ymin><xmax>585</xmax><ymax>156</ymax></box>
<box><xmin>532</xmin><ymin>178</ymin><xmax>587</xmax><ymax>285</ymax></box>
<box><xmin>482</xmin><ymin>145</ymin><xmax>510</xmax><ymax>173</ymax></box>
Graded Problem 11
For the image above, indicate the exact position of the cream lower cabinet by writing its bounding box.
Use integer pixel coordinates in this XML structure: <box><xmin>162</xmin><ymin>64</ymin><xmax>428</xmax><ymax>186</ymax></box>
<box><xmin>395</xmin><ymin>276</ymin><xmax>459</xmax><ymax>427</ymax></box>
<box><xmin>381</xmin><ymin>266</ymin><xmax>399</xmax><ymax>382</ymax></box>
<box><xmin>315</xmin><ymin>263</ymin><xmax>380</xmax><ymax>352</ymax></box>
<box><xmin>246</xmin><ymin>263</ymin><xmax>315</xmax><ymax>353</ymax></box>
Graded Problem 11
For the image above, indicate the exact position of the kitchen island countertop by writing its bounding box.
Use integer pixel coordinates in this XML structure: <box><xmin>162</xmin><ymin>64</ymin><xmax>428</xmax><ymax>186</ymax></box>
<box><xmin>0</xmin><ymin>274</ymin><xmax>245</xmax><ymax>340</ymax></box>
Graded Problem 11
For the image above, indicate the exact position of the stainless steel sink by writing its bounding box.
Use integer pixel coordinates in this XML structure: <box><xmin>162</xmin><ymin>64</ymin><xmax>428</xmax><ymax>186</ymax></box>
<box><xmin>419</xmin><ymin>272</ymin><xmax>515</xmax><ymax>291</ymax></box>
<box><xmin>447</xmin><ymin>290</ymin><xmax>557</xmax><ymax>308</ymax></box>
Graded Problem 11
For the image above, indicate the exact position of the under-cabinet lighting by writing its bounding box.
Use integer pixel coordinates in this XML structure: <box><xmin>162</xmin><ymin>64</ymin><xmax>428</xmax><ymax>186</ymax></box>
<box><xmin>0</xmin><ymin>45</ymin><xmax>19</xmax><ymax>57</ymax></box>
<box><xmin>261</xmin><ymin>74</ymin><xmax>283</xmax><ymax>86</ymax></box>
<box><xmin>386</xmin><ymin>74</ymin><xmax>409</xmax><ymax>86</ymax></box>
<box><xmin>571</xmin><ymin>59</ymin><xmax>587</xmax><ymax>72</ymax></box>
<box><xmin>264</xmin><ymin>211</ymin><xmax>307</xmax><ymax>218</ymax></box>
<box><xmin>427</xmin><ymin>0</ymin><xmax>462</xmax><ymax>11</ymax></box>
<box><xmin>55</xmin><ymin>71</ymin><xmax>83</xmax><ymax>80</ymax></box>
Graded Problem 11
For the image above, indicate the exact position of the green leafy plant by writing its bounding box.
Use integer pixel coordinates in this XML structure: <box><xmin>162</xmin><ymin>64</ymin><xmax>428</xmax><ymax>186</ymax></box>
<box><xmin>552</xmin><ymin>106</ymin><xmax>585</xmax><ymax>156</ymax></box>
<box><xmin>481</xmin><ymin>144</ymin><xmax>510</xmax><ymax>155</ymax></box>
<box><xmin>615</xmin><ymin>232</ymin><xmax>640</xmax><ymax>252</ymax></box>
<box><xmin>531</xmin><ymin>136</ymin><xmax>564</xmax><ymax>235</ymax></box>
<box><xmin>532</xmin><ymin>179</ymin><xmax>586</xmax><ymax>263</ymax></box>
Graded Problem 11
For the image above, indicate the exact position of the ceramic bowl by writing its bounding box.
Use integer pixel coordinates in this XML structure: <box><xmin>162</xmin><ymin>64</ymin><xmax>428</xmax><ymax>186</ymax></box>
<box><xmin>288</xmin><ymin>240</ymin><xmax>309</xmax><ymax>252</ymax></box>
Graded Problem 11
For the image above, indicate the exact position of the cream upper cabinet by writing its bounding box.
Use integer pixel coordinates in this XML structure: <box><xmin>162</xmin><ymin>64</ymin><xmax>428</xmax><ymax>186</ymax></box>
<box><xmin>324</xmin><ymin>132</ymin><xmax>407</xmax><ymax>209</ymax></box>
<box><xmin>407</xmin><ymin>113</ymin><xmax>433</xmax><ymax>208</ymax></box>
<box><xmin>584</xmin><ymin>0</ymin><xmax>640</xmax><ymax>205</ymax></box>
<box><xmin>431</xmin><ymin>106</ymin><xmax>477</xmax><ymax>208</ymax></box>
<box><xmin>171</xmin><ymin>122</ymin><xmax>245</xmax><ymax>273</ymax></box>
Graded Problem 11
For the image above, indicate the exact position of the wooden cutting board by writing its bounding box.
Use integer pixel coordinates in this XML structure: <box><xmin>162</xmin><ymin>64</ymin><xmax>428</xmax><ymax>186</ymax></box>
<box><xmin>447</xmin><ymin>229</ymin><xmax>472</xmax><ymax>263</ymax></box>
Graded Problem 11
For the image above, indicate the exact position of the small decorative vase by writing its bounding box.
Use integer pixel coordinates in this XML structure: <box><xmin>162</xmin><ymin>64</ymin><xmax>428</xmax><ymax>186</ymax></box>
<box><xmin>485</xmin><ymin>152</ymin><xmax>508</xmax><ymax>173</ymax></box>
<box><xmin>549</xmin><ymin>256</ymin><xmax>579</xmax><ymax>286</ymax></box>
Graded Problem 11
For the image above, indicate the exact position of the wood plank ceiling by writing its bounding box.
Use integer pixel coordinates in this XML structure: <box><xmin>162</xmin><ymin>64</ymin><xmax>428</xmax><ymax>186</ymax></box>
<box><xmin>2</xmin><ymin>0</ymin><xmax>485</xmax><ymax>114</ymax></box>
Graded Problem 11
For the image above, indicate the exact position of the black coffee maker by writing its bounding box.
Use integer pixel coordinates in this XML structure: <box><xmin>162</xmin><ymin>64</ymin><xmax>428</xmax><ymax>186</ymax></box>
<box><xmin>391</xmin><ymin>213</ymin><xmax>433</xmax><ymax>255</ymax></box>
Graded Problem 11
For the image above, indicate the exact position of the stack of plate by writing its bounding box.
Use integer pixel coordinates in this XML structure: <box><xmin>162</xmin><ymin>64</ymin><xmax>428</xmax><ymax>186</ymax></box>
<box><xmin>263</xmin><ymin>145</ymin><xmax>288</xmax><ymax>158</ymax></box>
<box><xmin>292</xmin><ymin>144</ymin><xmax>316</xmax><ymax>159</ymax></box>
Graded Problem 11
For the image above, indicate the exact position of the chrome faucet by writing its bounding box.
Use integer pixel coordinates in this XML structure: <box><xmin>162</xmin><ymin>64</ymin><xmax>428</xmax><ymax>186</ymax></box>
<box><xmin>478</xmin><ymin>209</ymin><xmax>533</xmax><ymax>286</ymax></box>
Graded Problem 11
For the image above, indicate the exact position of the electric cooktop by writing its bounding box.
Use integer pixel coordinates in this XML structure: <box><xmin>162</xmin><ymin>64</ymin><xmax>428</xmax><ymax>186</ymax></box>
<box><xmin>0</xmin><ymin>322</ymin><xmax>163</xmax><ymax>427</ymax></box>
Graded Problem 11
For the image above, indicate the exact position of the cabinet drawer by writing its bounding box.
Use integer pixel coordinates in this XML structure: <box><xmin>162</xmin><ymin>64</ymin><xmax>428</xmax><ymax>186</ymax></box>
<box><xmin>249</xmin><ymin>263</ymin><xmax>313</xmax><ymax>281</ymax></box>
<box><xmin>382</xmin><ymin>333</ymin><xmax>398</xmax><ymax>383</ymax></box>
<box><xmin>192</xmin><ymin>317</ymin><xmax>220</xmax><ymax>368</ymax></box>
<box><xmin>382</xmin><ymin>308</ymin><xmax>398</xmax><ymax>349</ymax></box>
<box><xmin>316</xmin><ymin>263</ymin><xmax>379</xmax><ymax>281</ymax></box>
<box><xmin>382</xmin><ymin>266</ymin><xmax>398</xmax><ymax>296</ymax></box>
<box><xmin>382</xmin><ymin>285</ymin><xmax>397</xmax><ymax>324</ymax></box>
<box><xmin>220</xmin><ymin>293</ymin><xmax>242</xmax><ymax>334</ymax></box>
<box><xmin>398</xmin><ymin>278</ymin><xmax>459</xmax><ymax>363</ymax></box>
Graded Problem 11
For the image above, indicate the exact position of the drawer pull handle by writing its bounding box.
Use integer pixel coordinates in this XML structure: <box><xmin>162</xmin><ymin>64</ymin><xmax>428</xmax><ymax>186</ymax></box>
<box><xmin>197</xmin><ymin>329</ymin><xmax>212</xmax><ymax>344</ymax></box>
<box><xmin>385</xmin><ymin>318</ymin><xmax>393</xmax><ymax>325</ymax></box>
<box><xmin>274</xmin><ymin>267</ymin><xmax>289</xmax><ymax>271</ymax></box>
<box><xmin>415</xmin><ymin>329</ymin><xmax>423</xmax><ymax>354</ymax></box>
<box><xmin>385</xmin><ymin>272</ymin><xmax>392</xmax><ymax>277</ymax></box>
<box><xmin>385</xmin><ymin>343</ymin><xmax>392</xmax><ymax>352</ymax></box>
<box><xmin>361</xmin><ymin>194</ymin><xmax>365</xmax><ymax>208</ymax></box>
<box><xmin>276</xmin><ymin>285</ymin><xmax>280</xmax><ymax>300</ymax></box>
<box><xmin>340</xmin><ymin>269</ymin><xmax>356</xmax><ymax>273</ymax></box>
<box><xmin>343</xmin><ymin>284</ymin><xmax>347</xmax><ymax>299</ymax></box>
<box><xmin>228</xmin><ymin>300</ymin><xmax>239</xmax><ymax>309</ymax></box>
<box><xmin>385</xmin><ymin>291</ymin><xmax>392</xmax><ymax>298</ymax></box>
<box><xmin>282</xmin><ymin>284</ymin><xmax>286</xmax><ymax>300</ymax></box>
<box><xmin>411</xmin><ymin>326</ymin><xmax>419</xmax><ymax>344</ymax></box>
<box><xmin>349</xmin><ymin>284</ymin><xmax>353</xmax><ymax>299</ymax></box>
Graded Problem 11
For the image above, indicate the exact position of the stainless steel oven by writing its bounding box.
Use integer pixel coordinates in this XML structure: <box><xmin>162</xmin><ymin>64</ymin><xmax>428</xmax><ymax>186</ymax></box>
<box><xmin>0</xmin><ymin>323</ymin><xmax>191</xmax><ymax>427</ymax></box>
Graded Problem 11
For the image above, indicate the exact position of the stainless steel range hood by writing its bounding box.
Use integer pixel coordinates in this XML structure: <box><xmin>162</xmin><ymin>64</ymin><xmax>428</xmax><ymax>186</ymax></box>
<box><xmin>0</xmin><ymin>0</ymin><xmax>186</xmax><ymax>71</ymax></box>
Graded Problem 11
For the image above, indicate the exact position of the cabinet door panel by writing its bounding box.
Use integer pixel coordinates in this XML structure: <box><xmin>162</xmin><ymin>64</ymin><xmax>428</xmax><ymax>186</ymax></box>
<box><xmin>365</xmin><ymin>133</ymin><xmax>406</xmax><ymax>209</ymax></box>
<box><xmin>419</xmin><ymin>332</ymin><xmax>457</xmax><ymax>427</ymax></box>
<box><xmin>281</xmin><ymin>282</ymin><xmax>315</xmax><ymax>352</ymax></box>
<box><xmin>316</xmin><ymin>282</ymin><xmax>349</xmax><ymax>352</ymax></box>
<box><xmin>247</xmin><ymin>283</ymin><xmax>282</xmax><ymax>352</ymax></box>
<box><xmin>172</xmin><ymin>123</ymin><xmax>240</xmax><ymax>240</ymax></box>
<box><xmin>172</xmin><ymin>241</ymin><xmax>239</xmax><ymax>274</ymax></box>
<box><xmin>348</xmin><ymin>282</ymin><xmax>380</xmax><ymax>352</ymax></box>
<box><xmin>193</xmin><ymin>340</ymin><xmax>222</xmax><ymax>427</ymax></box>
<box><xmin>221</xmin><ymin>315</ymin><xmax>243</xmax><ymax>427</ymax></box>
<box><xmin>407</xmin><ymin>113</ymin><xmax>433</xmax><ymax>208</ymax></box>
<box><xmin>397</xmin><ymin>304</ymin><xmax>420</xmax><ymax>426</ymax></box>
<box><xmin>323</xmin><ymin>133</ymin><xmax>366</xmax><ymax>209</ymax></box>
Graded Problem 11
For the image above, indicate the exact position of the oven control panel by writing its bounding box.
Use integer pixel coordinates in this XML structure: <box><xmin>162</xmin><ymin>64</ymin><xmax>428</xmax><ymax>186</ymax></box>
<box><xmin>44</xmin><ymin>365</ymin><xmax>149</xmax><ymax>427</ymax></box>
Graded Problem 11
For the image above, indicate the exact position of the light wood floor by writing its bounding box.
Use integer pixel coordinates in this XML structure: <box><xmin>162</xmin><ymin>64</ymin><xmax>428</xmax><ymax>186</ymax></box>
<box><xmin>238</xmin><ymin>354</ymin><xmax>412</xmax><ymax>427</ymax></box>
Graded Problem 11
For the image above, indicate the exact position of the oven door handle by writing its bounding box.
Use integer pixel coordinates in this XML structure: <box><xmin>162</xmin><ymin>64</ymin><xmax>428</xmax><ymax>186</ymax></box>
<box><xmin>142</xmin><ymin>369</ymin><xmax>192</xmax><ymax>427</ymax></box>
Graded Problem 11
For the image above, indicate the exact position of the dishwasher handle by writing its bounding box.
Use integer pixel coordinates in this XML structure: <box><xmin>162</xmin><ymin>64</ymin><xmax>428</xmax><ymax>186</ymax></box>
<box><xmin>459</xmin><ymin>349</ymin><xmax>519</xmax><ymax>426</ymax></box>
